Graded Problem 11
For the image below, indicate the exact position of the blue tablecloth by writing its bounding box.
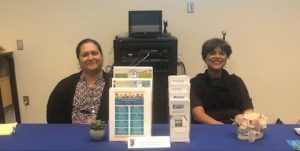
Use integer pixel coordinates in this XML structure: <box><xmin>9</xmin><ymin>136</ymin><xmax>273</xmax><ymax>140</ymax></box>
<box><xmin>0</xmin><ymin>124</ymin><xmax>299</xmax><ymax>151</ymax></box>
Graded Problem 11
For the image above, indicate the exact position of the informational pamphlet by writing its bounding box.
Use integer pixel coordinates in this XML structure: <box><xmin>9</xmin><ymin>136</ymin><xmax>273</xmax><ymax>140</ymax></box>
<box><xmin>109</xmin><ymin>66</ymin><xmax>153</xmax><ymax>141</ymax></box>
<box><xmin>168</xmin><ymin>75</ymin><xmax>190</xmax><ymax>142</ymax></box>
<box><xmin>109</xmin><ymin>88</ymin><xmax>152</xmax><ymax>141</ymax></box>
<box><xmin>112</xmin><ymin>78</ymin><xmax>151</xmax><ymax>88</ymax></box>
<box><xmin>0</xmin><ymin>123</ymin><xmax>17</xmax><ymax>135</ymax></box>
<box><xmin>113</xmin><ymin>66</ymin><xmax>153</xmax><ymax>79</ymax></box>
<box><xmin>286</xmin><ymin>139</ymin><xmax>300</xmax><ymax>150</ymax></box>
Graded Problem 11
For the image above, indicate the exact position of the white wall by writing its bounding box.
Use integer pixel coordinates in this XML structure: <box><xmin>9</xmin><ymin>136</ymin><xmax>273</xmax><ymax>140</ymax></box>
<box><xmin>1</xmin><ymin>0</ymin><xmax>300</xmax><ymax>123</ymax></box>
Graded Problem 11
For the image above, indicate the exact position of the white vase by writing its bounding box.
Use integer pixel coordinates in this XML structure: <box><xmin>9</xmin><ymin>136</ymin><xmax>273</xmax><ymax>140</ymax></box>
<box><xmin>237</xmin><ymin>127</ymin><xmax>263</xmax><ymax>142</ymax></box>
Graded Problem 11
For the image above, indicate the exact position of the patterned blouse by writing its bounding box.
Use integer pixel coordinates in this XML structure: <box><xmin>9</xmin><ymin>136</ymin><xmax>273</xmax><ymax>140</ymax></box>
<box><xmin>72</xmin><ymin>71</ymin><xmax>105</xmax><ymax>124</ymax></box>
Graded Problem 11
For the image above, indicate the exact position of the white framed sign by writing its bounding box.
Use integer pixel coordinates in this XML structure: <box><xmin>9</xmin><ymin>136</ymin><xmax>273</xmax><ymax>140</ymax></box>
<box><xmin>109</xmin><ymin>88</ymin><xmax>152</xmax><ymax>141</ymax></box>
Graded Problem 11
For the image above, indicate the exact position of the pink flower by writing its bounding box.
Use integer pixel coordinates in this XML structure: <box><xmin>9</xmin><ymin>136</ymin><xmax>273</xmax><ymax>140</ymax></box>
<box><xmin>251</xmin><ymin>119</ymin><xmax>260</xmax><ymax>127</ymax></box>
<box><xmin>235</xmin><ymin>114</ymin><xmax>244</xmax><ymax>124</ymax></box>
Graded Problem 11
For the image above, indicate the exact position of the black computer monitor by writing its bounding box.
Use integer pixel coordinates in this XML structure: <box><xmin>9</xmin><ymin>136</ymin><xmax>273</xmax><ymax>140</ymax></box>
<box><xmin>129</xmin><ymin>10</ymin><xmax>162</xmax><ymax>38</ymax></box>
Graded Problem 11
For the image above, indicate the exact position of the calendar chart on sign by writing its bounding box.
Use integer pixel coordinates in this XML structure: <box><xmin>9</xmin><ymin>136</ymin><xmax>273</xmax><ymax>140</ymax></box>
<box><xmin>114</xmin><ymin>92</ymin><xmax>144</xmax><ymax>135</ymax></box>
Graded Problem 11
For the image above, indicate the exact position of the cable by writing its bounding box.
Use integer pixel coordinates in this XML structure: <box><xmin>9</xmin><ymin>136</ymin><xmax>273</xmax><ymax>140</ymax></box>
<box><xmin>134</xmin><ymin>53</ymin><xmax>150</xmax><ymax>66</ymax></box>
<box><xmin>129</xmin><ymin>50</ymin><xmax>141</xmax><ymax>66</ymax></box>
<box><xmin>129</xmin><ymin>55</ymin><xmax>140</xmax><ymax>66</ymax></box>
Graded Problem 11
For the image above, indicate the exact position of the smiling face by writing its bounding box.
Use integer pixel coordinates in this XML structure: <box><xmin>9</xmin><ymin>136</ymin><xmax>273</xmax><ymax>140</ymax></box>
<box><xmin>78</xmin><ymin>42</ymin><xmax>103</xmax><ymax>74</ymax></box>
<box><xmin>204</xmin><ymin>47</ymin><xmax>228</xmax><ymax>71</ymax></box>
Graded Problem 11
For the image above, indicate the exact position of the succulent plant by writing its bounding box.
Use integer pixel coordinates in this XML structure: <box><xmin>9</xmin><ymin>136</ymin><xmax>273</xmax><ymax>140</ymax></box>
<box><xmin>90</xmin><ymin>119</ymin><xmax>105</xmax><ymax>130</ymax></box>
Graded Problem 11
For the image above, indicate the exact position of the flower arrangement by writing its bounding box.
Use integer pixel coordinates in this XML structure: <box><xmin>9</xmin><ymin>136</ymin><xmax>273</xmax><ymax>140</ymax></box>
<box><xmin>234</xmin><ymin>111</ymin><xmax>268</xmax><ymax>130</ymax></box>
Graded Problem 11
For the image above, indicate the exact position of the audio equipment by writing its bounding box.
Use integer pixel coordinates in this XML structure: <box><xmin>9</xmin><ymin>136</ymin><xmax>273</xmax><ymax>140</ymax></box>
<box><xmin>114</xmin><ymin>36</ymin><xmax>177</xmax><ymax>123</ymax></box>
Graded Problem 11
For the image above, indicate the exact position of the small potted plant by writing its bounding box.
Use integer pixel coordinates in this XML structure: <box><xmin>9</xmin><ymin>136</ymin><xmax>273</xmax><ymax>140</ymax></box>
<box><xmin>89</xmin><ymin>119</ymin><xmax>106</xmax><ymax>141</ymax></box>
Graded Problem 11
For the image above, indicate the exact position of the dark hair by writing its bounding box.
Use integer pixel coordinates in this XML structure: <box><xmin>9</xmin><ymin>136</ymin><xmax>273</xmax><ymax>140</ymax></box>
<box><xmin>76</xmin><ymin>38</ymin><xmax>102</xmax><ymax>59</ymax></box>
<box><xmin>201</xmin><ymin>38</ymin><xmax>232</xmax><ymax>60</ymax></box>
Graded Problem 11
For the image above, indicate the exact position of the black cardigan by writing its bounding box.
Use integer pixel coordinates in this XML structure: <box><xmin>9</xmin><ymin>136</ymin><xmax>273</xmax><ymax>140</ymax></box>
<box><xmin>47</xmin><ymin>71</ymin><xmax>110</xmax><ymax>123</ymax></box>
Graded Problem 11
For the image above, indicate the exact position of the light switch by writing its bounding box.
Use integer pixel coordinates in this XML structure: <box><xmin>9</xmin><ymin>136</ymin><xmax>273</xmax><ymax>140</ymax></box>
<box><xmin>187</xmin><ymin>0</ymin><xmax>194</xmax><ymax>13</ymax></box>
<box><xmin>17</xmin><ymin>40</ymin><xmax>24</xmax><ymax>50</ymax></box>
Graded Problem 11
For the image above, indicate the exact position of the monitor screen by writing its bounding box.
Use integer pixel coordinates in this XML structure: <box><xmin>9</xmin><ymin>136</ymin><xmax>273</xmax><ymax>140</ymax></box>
<box><xmin>129</xmin><ymin>10</ymin><xmax>162</xmax><ymax>37</ymax></box>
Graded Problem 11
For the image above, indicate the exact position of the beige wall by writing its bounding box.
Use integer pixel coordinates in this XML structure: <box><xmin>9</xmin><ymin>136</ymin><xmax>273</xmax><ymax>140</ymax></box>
<box><xmin>1</xmin><ymin>0</ymin><xmax>300</xmax><ymax>123</ymax></box>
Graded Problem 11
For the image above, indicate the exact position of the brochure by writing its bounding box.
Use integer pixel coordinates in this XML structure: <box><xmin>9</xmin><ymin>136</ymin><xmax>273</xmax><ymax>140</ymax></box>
<box><xmin>168</xmin><ymin>75</ymin><xmax>190</xmax><ymax>143</ymax></box>
<box><xmin>112</xmin><ymin>78</ymin><xmax>152</xmax><ymax>88</ymax></box>
<box><xmin>286</xmin><ymin>139</ymin><xmax>300</xmax><ymax>151</ymax></box>
<box><xmin>109</xmin><ymin>88</ymin><xmax>152</xmax><ymax>141</ymax></box>
<box><xmin>113</xmin><ymin>66</ymin><xmax>153</xmax><ymax>79</ymax></box>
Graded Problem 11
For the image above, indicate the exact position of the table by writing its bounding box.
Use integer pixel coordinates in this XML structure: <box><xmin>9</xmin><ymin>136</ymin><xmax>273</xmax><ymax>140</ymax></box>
<box><xmin>0</xmin><ymin>124</ymin><xmax>299</xmax><ymax>151</ymax></box>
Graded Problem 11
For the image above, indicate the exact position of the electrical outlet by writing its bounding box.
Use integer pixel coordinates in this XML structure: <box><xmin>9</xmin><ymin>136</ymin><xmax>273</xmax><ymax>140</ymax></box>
<box><xmin>23</xmin><ymin>96</ymin><xmax>30</xmax><ymax>106</ymax></box>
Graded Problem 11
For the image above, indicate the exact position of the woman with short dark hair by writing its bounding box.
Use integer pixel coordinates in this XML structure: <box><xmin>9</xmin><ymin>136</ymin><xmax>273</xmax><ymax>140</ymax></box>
<box><xmin>191</xmin><ymin>38</ymin><xmax>253</xmax><ymax>124</ymax></box>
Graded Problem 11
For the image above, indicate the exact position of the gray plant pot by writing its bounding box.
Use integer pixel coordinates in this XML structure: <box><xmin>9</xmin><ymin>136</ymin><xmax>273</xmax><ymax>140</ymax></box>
<box><xmin>89</xmin><ymin>129</ymin><xmax>105</xmax><ymax>141</ymax></box>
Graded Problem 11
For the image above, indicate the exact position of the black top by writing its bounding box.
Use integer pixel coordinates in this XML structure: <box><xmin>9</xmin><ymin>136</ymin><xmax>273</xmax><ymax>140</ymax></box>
<box><xmin>47</xmin><ymin>71</ymin><xmax>110</xmax><ymax>123</ymax></box>
<box><xmin>190</xmin><ymin>69</ymin><xmax>253</xmax><ymax>124</ymax></box>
